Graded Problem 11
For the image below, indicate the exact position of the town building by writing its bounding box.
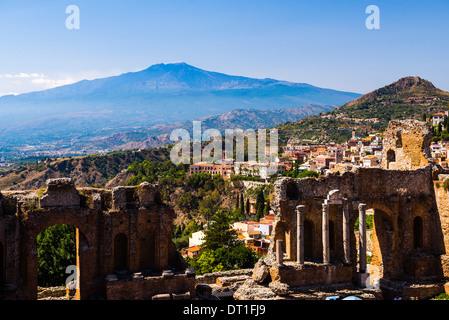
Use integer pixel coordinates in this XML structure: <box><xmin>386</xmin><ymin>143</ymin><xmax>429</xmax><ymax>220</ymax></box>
<box><xmin>188</xmin><ymin>230</ymin><xmax>205</xmax><ymax>247</ymax></box>
<box><xmin>189</xmin><ymin>162</ymin><xmax>234</xmax><ymax>178</ymax></box>
<box><xmin>432</xmin><ymin>112</ymin><xmax>447</xmax><ymax>126</ymax></box>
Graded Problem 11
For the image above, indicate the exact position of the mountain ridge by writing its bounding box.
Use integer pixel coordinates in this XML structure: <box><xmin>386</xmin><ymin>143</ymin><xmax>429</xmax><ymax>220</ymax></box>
<box><xmin>0</xmin><ymin>62</ymin><xmax>361</xmax><ymax>152</ymax></box>
<box><xmin>277</xmin><ymin>76</ymin><xmax>449</xmax><ymax>144</ymax></box>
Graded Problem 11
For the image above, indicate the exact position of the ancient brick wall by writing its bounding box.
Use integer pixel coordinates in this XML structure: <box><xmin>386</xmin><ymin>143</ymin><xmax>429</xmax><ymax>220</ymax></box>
<box><xmin>265</xmin><ymin>164</ymin><xmax>445</xmax><ymax>288</ymax></box>
<box><xmin>105</xmin><ymin>273</ymin><xmax>196</xmax><ymax>300</ymax></box>
<box><xmin>0</xmin><ymin>179</ymin><xmax>188</xmax><ymax>300</ymax></box>
<box><xmin>380</xmin><ymin>120</ymin><xmax>433</xmax><ymax>170</ymax></box>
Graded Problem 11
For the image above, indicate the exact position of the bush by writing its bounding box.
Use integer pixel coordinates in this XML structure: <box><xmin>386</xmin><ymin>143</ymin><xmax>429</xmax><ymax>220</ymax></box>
<box><xmin>443</xmin><ymin>179</ymin><xmax>449</xmax><ymax>191</ymax></box>
<box><xmin>432</xmin><ymin>293</ymin><xmax>449</xmax><ymax>300</ymax></box>
<box><xmin>37</xmin><ymin>224</ymin><xmax>76</xmax><ymax>287</ymax></box>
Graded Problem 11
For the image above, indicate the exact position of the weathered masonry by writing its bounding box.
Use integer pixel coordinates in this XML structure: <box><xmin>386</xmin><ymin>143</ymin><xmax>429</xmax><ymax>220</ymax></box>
<box><xmin>0</xmin><ymin>179</ymin><xmax>195</xmax><ymax>300</ymax></box>
<box><xmin>252</xmin><ymin>120</ymin><xmax>449</xmax><ymax>299</ymax></box>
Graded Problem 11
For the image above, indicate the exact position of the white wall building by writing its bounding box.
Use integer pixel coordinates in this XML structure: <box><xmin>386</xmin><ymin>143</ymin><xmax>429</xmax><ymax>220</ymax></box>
<box><xmin>188</xmin><ymin>230</ymin><xmax>205</xmax><ymax>247</ymax></box>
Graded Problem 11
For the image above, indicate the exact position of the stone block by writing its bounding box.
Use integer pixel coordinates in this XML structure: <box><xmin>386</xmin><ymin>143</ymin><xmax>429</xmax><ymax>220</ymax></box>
<box><xmin>268</xmin><ymin>281</ymin><xmax>290</xmax><ymax>296</ymax></box>
<box><xmin>216</xmin><ymin>275</ymin><xmax>251</xmax><ymax>287</ymax></box>
<box><xmin>357</xmin><ymin>272</ymin><xmax>370</xmax><ymax>288</ymax></box>
<box><xmin>252</xmin><ymin>259</ymin><xmax>270</xmax><ymax>283</ymax></box>
<box><xmin>185</xmin><ymin>268</ymin><xmax>196</xmax><ymax>277</ymax></box>
<box><xmin>138</xmin><ymin>182</ymin><xmax>158</xmax><ymax>207</ymax></box>
<box><xmin>152</xmin><ymin>293</ymin><xmax>171</xmax><ymax>300</ymax></box>
<box><xmin>162</xmin><ymin>270</ymin><xmax>174</xmax><ymax>279</ymax></box>
<box><xmin>196</xmin><ymin>284</ymin><xmax>212</xmax><ymax>297</ymax></box>
<box><xmin>39</xmin><ymin>178</ymin><xmax>80</xmax><ymax>208</ymax></box>
<box><xmin>112</xmin><ymin>186</ymin><xmax>137</xmax><ymax>210</ymax></box>
<box><xmin>172</xmin><ymin>292</ymin><xmax>191</xmax><ymax>300</ymax></box>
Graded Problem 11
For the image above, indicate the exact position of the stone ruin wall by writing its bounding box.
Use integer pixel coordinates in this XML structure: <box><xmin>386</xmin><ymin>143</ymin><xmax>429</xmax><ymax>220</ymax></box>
<box><xmin>256</xmin><ymin>164</ymin><xmax>449</xmax><ymax>295</ymax></box>
<box><xmin>0</xmin><ymin>178</ymin><xmax>195</xmax><ymax>300</ymax></box>
<box><xmin>381</xmin><ymin>120</ymin><xmax>433</xmax><ymax>170</ymax></box>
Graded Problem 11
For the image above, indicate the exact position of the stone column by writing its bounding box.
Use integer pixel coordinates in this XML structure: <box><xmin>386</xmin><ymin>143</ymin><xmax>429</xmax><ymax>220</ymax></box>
<box><xmin>276</xmin><ymin>239</ymin><xmax>284</xmax><ymax>267</ymax></box>
<box><xmin>343</xmin><ymin>203</ymin><xmax>350</xmax><ymax>264</ymax></box>
<box><xmin>322</xmin><ymin>202</ymin><xmax>330</xmax><ymax>265</ymax></box>
<box><xmin>296</xmin><ymin>205</ymin><xmax>305</xmax><ymax>266</ymax></box>
<box><xmin>358</xmin><ymin>203</ymin><xmax>367</xmax><ymax>273</ymax></box>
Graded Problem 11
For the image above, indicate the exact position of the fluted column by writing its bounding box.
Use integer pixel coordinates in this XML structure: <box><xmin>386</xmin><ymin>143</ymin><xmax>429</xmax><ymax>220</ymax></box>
<box><xmin>358</xmin><ymin>203</ymin><xmax>367</xmax><ymax>273</ymax></box>
<box><xmin>343</xmin><ymin>203</ymin><xmax>351</xmax><ymax>264</ymax></box>
<box><xmin>296</xmin><ymin>205</ymin><xmax>305</xmax><ymax>266</ymax></box>
<box><xmin>322</xmin><ymin>202</ymin><xmax>330</xmax><ymax>265</ymax></box>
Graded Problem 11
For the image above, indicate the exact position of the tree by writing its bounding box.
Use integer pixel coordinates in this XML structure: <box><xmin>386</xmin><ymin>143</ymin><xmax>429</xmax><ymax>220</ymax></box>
<box><xmin>202</xmin><ymin>211</ymin><xmax>237</xmax><ymax>251</ymax></box>
<box><xmin>255</xmin><ymin>187</ymin><xmax>265</xmax><ymax>221</ymax></box>
<box><xmin>190</xmin><ymin>210</ymin><xmax>260</xmax><ymax>274</ymax></box>
<box><xmin>240</xmin><ymin>194</ymin><xmax>244</xmax><ymax>216</ymax></box>
<box><xmin>37</xmin><ymin>224</ymin><xmax>76</xmax><ymax>287</ymax></box>
<box><xmin>245</xmin><ymin>198</ymin><xmax>250</xmax><ymax>216</ymax></box>
<box><xmin>176</xmin><ymin>192</ymin><xmax>199</xmax><ymax>212</ymax></box>
<box><xmin>263</xmin><ymin>197</ymin><xmax>271</xmax><ymax>216</ymax></box>
<box><xmin>198</xmin><ymin>190</ymin><xmax>221</xmax><ymax>221</ymax></box>
<box><xmin>187</xmin><ymin>250</ymin><xmax>224</xmax><ymax>274</ymax></box>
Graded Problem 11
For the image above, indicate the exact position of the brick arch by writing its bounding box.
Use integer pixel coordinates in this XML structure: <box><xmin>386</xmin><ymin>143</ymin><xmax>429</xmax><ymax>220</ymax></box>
<box><xmin>358</xmin><ymin>204</ymin><xmax>397</xmax><ymax>281</ymax></box>
<box><xmin>26</xmin><ymin>214</ymin><xmax>93</xmax><ymax>251</ymax></box>
<box><xmin>22</xmin><ymin>213</ymin><xmax>94</xmax><ymax>300</ymax></box>
<box><xmin>286</xmin><ymin>181</ymin><xmax>302</xmax><ymax>200</ymax></box>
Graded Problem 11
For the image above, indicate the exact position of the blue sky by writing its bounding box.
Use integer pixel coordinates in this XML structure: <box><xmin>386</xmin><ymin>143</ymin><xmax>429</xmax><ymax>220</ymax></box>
<box><xmin>0</xmin><ymin>0</ymin><xmax>448</xmax><ymax>96</ymax></box>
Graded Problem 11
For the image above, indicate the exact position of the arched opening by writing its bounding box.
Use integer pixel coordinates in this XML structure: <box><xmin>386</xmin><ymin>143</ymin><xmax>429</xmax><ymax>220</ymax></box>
<box><xmin>140</xmin><ymin>230</ymin><xmax>156</xmax><ymax>270</ymax></box>
<box><xmin>36</xmin><ymin>224</ymin><xmax>77</xmax><ymax>299</ymax></box>
<box><xmin>362</xmin><ymin>207</ymin><xmax>394</xmax><ymax>289</ymax></box>
<box><xmin>304</xmin><ymin>220</ymin><xmax>314</xmax><ymax>260</ymax></box>
<box><xmin>114</xmin><ymin>233</ymin><xmax>128</xmax><ymax>272</ymax></box>
<box><xmin>386</xmin><ymin>150</ymin><xmax>396</xmax><ymax>169</ymax></box>
<box><xmin>286</xmin><ymin>182</ymin><xmax>301</xmax><ymax>200</ymax></box>
<box><xmin>413</xmin><ymin>216</ymin><xmax>423</xmax><ymax>249</ymax></box>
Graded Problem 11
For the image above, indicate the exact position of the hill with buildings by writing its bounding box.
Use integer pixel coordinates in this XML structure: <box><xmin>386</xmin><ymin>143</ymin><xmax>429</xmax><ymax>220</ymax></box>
<box><xmin>91</xmin><ymin>105</ymin><xmax>335</xmax><ymax>151</ymax></box>
<box><xmin>277</xmin><ymin>76</ymin><xmax>449</xmax><ymax>144</ymax></box>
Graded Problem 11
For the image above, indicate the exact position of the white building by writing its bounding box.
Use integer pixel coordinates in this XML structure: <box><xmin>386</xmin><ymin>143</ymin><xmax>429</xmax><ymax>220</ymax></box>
<box><xmin>362</xmin><ymin>155</ymin><xmax>379</xmax><ymax>168</ymax></box>
<box><xmin>188</xmin><ymin>230</ymin><xmax>205</xmax><ymax>247</ymax></box>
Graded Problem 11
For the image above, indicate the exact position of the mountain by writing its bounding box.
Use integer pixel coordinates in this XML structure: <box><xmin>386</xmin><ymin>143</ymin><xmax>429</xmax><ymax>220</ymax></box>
<box><xmin>89</xmin><ymin>105</ymin><xmax>336</xmax><ymax>151</ymax></box>
<box><xmin>0</xmin><ymin>63</ymin><xmax>360</xmax><ymax>152</ymax></box>
<box><xmin>277</xmin><ymin>76</ymin><xmax>449</xmax><ymax>144</ymax></box>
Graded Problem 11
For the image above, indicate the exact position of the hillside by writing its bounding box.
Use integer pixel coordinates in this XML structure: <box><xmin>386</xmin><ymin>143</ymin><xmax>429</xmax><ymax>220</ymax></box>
<box><xmin>90</xmin><ymin>105</ymin><xmax>336</xmax><ymax>150</ymax></box>
<box><xmin>277</xmin><ymin>76</ymin><xmax>449</xmax><ymax>144</ymax></box>
<box><xmin>0</xmin><ymin>147</ymin><xmax>171</xmax><ymax>191</ymax></box>
<box><xmin>0</xmin><ymin>62</ymin><xmax>360</xmax><ymax>153</ymax></box>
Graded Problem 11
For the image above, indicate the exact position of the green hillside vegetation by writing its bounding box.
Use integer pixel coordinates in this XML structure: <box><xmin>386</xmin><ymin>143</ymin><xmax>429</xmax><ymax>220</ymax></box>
<box><xmin>277</xmin><ymin>76</ymin><xmax>449</xmax><ymax>144</ymax></box>
<box><xmin>0</xmin><ymin>147</ymin><xmax>171</xmax><ymax>191</ymax></box>
<box><xmin>185</xmin><ymin>211</ymin><xmax>260</xmax><ymax>275</ymax></box>
<box><xmin>37</xmin><ymin>224</ymin><xmax>76</xmax><ymax>287</ymax></box>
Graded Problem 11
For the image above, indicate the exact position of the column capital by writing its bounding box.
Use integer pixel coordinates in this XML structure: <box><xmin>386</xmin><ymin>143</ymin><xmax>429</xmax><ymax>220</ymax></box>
<box><xmin>358</xmin><ymin>203</ymin><xmax>367</xmax><ymax>211</ymax></box>
<box><xmin>296</xmin><ymin>205</ymin><xmax>305</xmax><ymax>212</ymax></box>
